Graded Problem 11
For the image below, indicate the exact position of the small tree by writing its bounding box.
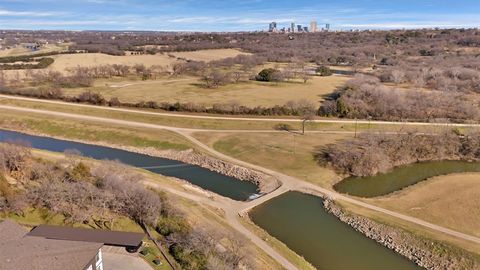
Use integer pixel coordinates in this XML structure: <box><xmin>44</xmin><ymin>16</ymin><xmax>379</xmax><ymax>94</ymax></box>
<box><xmin>301</xmin><ymin>112</ymin><xmax>315</xmax><ymax>135</ymax></box>
<box><xmin>231</xmin><ymin>71</ymin><xmax>243</xmax><ymax>83</ymax></box>
<box><xmin>316</xmin><ymin>66</ymin><xmax>333</xmax><ymax>76</ymax></box>
<box><xmin>256</xmin><ymin>68</ymin><xmax>283</xmax><ymax>82</ymax></box>
<box><xmin>297</xmin><ymin>100</ymin><xmax>317</xmax><ymax>134</ymax></box>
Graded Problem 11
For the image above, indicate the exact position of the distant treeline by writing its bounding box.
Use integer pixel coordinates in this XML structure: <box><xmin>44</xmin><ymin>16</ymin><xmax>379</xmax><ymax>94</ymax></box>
<box><xmin>0</xmin><ymin>50</ymin><xmax>82</xmax><ymax>70</ymax></box>
<box><xmin>0</xmin><ymin>58</ymin><xmax>54</xmax><ymax>70</ymax></box>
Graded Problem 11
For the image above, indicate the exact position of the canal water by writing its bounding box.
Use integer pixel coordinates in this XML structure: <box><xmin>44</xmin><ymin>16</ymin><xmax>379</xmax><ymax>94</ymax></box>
<box><xmin>335</xmin><ymin>160</ymin><xmax>480</xmax><ymax>197</ymax></box>
<box><xmin>0</xmin><ymin>129</ymin><xmax>258</xmax><ymax>201</ymax></box>
<box><xmin>250</xmin><ymin>191</ymin><xmax>423</xmax><ymax>270</ymax></box>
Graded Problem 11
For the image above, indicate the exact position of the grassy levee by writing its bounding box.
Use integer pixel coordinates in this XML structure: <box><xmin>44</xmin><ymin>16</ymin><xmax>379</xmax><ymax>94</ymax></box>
<box><xmin>0</xmin><ymin>97</ymin><xmax>413</xmax><ymax>133</ymax></box>
<box><xmin>367</xmin><ymin>173</ymin><xmax>480</xmax><ymax>238</ymax></box>
<box><xmin>0</xmin><ymin>109</ymin><xmax>195</xmax><ymax>151</ymax></box>
<box><xmin>194</xmin><ymin>132</ymin><xmax>350</xmax><ymax>188</ymax></box>
<box><xmin>337</xmin><ymin>200</ymin><xmax>480</xmax><ymax>261</ymax></box>
<box><xmin>0</xmin><ymin>98</ymin><xmax>300</xmax><ymax>130</ymax></box>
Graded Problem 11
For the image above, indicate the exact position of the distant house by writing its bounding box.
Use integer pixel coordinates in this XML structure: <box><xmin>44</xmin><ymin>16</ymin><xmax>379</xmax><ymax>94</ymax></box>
<box><xmin>22</xmin><ymin>43</ymin><xmax>39</xmax><ymax>51</ymax></box>
<box><xmin>0</xmin><ymin>220</ymin><xmax>144</xmax><ymax>270</ymax></box>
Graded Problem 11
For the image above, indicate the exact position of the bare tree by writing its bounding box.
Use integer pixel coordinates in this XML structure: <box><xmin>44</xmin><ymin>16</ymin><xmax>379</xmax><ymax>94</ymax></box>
<box><xmin>301</xmin><ymin>111</ymin><xmax>315</xmax><ymax>135</ymax></box>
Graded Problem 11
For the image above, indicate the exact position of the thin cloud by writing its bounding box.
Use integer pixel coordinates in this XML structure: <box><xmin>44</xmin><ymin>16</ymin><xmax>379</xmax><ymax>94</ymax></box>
<box><xmin>0</xmin><ymin>9</ymin><xmax>59</xmax><ymax>17</ymax></box>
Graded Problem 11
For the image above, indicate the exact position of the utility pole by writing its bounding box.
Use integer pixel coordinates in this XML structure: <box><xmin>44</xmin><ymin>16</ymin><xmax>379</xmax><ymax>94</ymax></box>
<box><xmin>293</xmin><ymin>133</ymin><xmax>296</xmax><ymax>155</ymax></box>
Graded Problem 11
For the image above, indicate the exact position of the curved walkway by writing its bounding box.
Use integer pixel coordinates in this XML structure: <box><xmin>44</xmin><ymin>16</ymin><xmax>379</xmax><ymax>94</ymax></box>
<box><xmin>1</xmin><ymin>103</ymin><xmax>480</xmax><ymax>270</ymax></box>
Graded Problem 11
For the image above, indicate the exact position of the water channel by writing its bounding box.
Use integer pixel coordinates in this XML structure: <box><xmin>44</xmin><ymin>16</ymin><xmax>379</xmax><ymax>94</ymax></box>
<box><xmin>335</xmin><ymin>160</ymin><xmax>480</xmax><ymax>197</ymax></box>
<box><xmin>250</xmin><ymin>191</ymin><xmax>423</xmax><ymax>270</ymax></box>
<box><xmin>0</xmin><ymin>129</ymin><xmax>258</xmax><ymax>201</ymax></box>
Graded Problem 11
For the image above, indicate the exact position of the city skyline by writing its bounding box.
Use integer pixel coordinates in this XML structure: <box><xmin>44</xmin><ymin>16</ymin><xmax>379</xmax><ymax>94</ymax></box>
<box><xmin>0</xmin><ymin>0</ymin><xmax>479</xmax><ymax>31</ymax></box>
<box><xmin>268</xmin><ymin>21</ymin><xmax>327</xmax><ymax>33</ymax></box>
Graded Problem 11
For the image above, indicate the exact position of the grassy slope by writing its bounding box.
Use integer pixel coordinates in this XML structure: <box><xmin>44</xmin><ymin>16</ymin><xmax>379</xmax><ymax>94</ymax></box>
<box><xmin>0</xmin><ymin>98</ymin><xmax>413</xmax><ymax>133</ymax></box>
<box><xmin>194</xmin><ymin>131</ymin><xmax>349</xmax><ymax>188</ymax></box>
<box><xmin>0</xmin><ymin>109</ymin><xmax>194</xmax><ymax>151</ymax></box>
<box><xmin>338</xmin><ymin>200</ymin><xmax>480</xmax><ymax>261</ymax></box>
<box><xmin>368</xmin><ymin>173</ymin><xmax>480</xmax><ymax>238</ymax></box>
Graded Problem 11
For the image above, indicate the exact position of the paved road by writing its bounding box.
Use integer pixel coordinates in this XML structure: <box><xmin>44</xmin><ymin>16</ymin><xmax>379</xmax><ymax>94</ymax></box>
<box><xmin>2</xmin><ymin>94</ymin><xmax>480</xmax><ymax>127</ymax></box>
<box><xmin>1</xmin><ymin>103</ymin><xmax>480</xmax><ymax>270</ymax></box>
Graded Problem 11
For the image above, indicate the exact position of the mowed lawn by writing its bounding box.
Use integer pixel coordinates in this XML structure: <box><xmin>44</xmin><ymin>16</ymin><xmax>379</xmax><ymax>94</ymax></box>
<box><xmin>63</xmin><ymin>75</ymin><xmax>349</xmax><ymax>107</ymax></box>
<box><xmin>193</xmin><ymin>132</ymin><xmax>350</xmax><ymax>188</ymax></box>
<box><xmin>368</xmin><ymin>173</ymin><xmax>480</xmax><ymax>238</ymax></box>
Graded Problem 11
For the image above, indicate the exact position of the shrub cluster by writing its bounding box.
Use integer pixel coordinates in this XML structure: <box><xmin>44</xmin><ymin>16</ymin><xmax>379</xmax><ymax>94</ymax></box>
<box><xmin>320</xmin><ymin>74</ymin><xmax>480</xmax><ymax>122</ymax></box>
<box><xmin>317</xmin><ymin>131</ymin><xmax>480</xmax><ymax>177</ymax></box>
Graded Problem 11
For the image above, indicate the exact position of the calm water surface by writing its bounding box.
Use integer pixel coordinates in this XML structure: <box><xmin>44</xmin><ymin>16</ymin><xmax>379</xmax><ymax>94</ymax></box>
<box><xmin>335</xmin><ymin>161</ymin><xmax>480</xmax><ymax>197</ymax></box>
<box><xmin>250</xmin><ymin>191</ymin><xmax>422</xmax><ymax>270</ymax></box>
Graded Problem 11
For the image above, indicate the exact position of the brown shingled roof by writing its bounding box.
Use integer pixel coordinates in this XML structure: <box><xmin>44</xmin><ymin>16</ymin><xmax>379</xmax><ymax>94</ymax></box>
<box><xmin>28</xmin><ymin>224</ymin><xmax>144</xmax><ymax>248</ymax></box>
<box><xmin>0</xmin><ymin>220</ymin><xmax>102</xmax><ymax>270</ymax></box>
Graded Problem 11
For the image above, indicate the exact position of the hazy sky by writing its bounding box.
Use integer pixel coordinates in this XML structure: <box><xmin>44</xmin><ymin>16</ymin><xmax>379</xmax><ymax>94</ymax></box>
<box><xmin>1</xmin><ymin>0</ymin><xmax>479</xmax><ymax>31</ymax></box>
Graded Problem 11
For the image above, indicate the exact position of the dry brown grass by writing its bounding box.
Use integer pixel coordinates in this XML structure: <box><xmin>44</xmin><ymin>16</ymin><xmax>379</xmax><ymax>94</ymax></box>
<box><xmin>193</xmin><ymin>132</ymin><xmax>349</xmax><ymax>188</ymax></box>
<box><xmin>48</xmin><ymin>52</ymin><xmax>178</xmax><ymax>72</ymax></box>
<box><xmin>369</xmin><ymin>173</ymin><xmax>480</xmax><ymax>238</ymax></box>
<box><xmin>0</xmin><ymin>43</ymin><xmax>68</xmax><ymax>57</ymax></box>
<box><xmin>47</xmin><ymin>49</ymin><xmax>247</xmax><ymax>73</ymax></box>
<box><xmin>63</xmin><ymin>75</ymin><xmax>348</xmax><ymax>107</ymax></box>
<box><xmin>170</xmin><ymin>49</ymin><xmax>249</xmax><ymax>62</ymax></box>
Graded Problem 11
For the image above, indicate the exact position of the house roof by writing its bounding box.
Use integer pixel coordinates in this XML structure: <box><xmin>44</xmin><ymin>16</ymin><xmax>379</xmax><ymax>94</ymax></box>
<box><xmin>0</xmin><ymin>220</ymin><xmax>102</xmax><ymax>270</ymax></box>
<box><xmin>0</xmin><ymin>219</ymin><xmax>26</xmax><ymax>242</ymax></box>
<box><xmin>28</xmin><ymin>224</ymin><xmax>144</xmax><ymax>248</ymax></box>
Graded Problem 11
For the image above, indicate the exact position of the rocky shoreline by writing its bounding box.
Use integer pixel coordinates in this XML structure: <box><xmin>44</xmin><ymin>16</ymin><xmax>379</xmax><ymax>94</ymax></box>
<box><xmin>323</xmin><ymin>199</ymin><xmax>478</xmax><ymax>270</ymax></box>
<box><xmin>0</xmin><ymin>127</ymin><xmax>279</xmax><ymax>194</ymax></box>
<box><xmin>128</xmin><ymin>147</ymin><xmax>279</xmax><ymax>194</ymax></box>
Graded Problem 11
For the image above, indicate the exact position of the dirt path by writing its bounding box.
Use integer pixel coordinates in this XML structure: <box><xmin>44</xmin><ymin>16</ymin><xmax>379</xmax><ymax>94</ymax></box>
<box><xmin>108</xmin><ymin>78</ymin><xmax>194</xmax><ymax>88</ymax></box>
<box><xmin>1</xmin><ymin>103</ymin><xmax>480</xmax><ymax>270</ymax></box>
<box><xmin>2</xmin><ymin>94</ymin><xmax>480</xmax><ymax>127</ymax></box>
